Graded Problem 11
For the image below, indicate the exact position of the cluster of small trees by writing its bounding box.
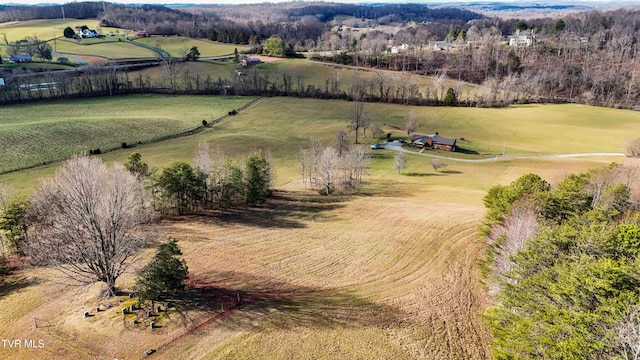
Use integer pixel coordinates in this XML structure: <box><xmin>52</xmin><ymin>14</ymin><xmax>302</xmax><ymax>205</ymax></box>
<box><xmin>7</xmin><ymin>36</ymin><xmax>52</xmax><ymax>61</ymax></box>
<box><xmin>148</xmin><ymin>144</ymin><xmax>272</xmax><ymax>214</ymax></box>
<box><xmin>482</xmin><ymin>165</ymin><xmax>640</xmax><ymax>358</ymax></box>
<box><xmin>299</xmin><ymin>137</ymin><xmax>370</xmax><ymax>195</ymax></box>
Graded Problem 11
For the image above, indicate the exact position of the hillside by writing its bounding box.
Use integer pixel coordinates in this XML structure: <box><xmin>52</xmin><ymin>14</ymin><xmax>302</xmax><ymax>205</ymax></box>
<box><xmin>0</xmin><ymin>97</ymin><xmax>636</xmax><ymax>359</ymax></box>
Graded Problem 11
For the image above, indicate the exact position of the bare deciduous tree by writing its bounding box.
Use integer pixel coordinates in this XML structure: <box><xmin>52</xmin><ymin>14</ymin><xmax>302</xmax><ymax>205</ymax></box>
<box><xmin>162</xmin><ymin>57</ymin><xmax>181</xmax><ymax>94</ymax></box>
<box><xmin>348</xmin><ymin>101</ymin><xmax>371</xmax><ymax>144</ymax></box>
<box><xmin>340</xmin><ymin>145</ymin><xmax>370</xmax><ymax>189</ymax></box>
<box><xmin>299</xmin><ymin>136</ymin><xmax>323</xmax><ymax>189</ymax></box>
<box><xmin>429</xmin><ymin>158</ymin><xmax>448</xmax><ymax>172</ymax></box>
<box><xmin>393</xmin><ymin>152</ymin><xmax>407</xmax><ymax>174</ymax></box>
<box><xmin>487</xmin><ymin>203</ymin><xmax>539</xmax><ymax>295</ymax></box>
<box><xmin>194</xmin><ymin>141</ymin><xmax>213</xmax><ymax>175</ymax></box>
<box><xmin>334</xmin><ymin>130</ymin><xmax>350</xmax><ymax>157</ymax></box>
<box><xmin>302</xmin><ymin>141</ymin><xmax>370</xmax><ymax>194</ymax></box>
<box><xmin>27</xmin><ymin>155</ymin><xmax>152</xmax><ymax>296</ymax></box>
<box><xmin>617</xmin><ymin>305</ymin><xmax>640</xmax><ymax>360</ymax></box>
<box><xmin>371</xmin><ymin>123</ymin><xmax>385</xmax><ymax>138</ymax></box>
<box><xmin>319</xmin><ymin>147</ymin><xmax>339</xmax><ymax>195</ymax></box>
<box><xmin>361</xmin><ymin>112</ymin><xmax>372</xmax><ymax>139</ymax></box>
<box><xmin>406</xmin><ymin>110</ymin><xmax>419</xmax><ymax>135</ymax></box>
<box><xmin>626</xmin><ymin>138</ymin><xmax>640</xmax><ymax>158</ymax></box>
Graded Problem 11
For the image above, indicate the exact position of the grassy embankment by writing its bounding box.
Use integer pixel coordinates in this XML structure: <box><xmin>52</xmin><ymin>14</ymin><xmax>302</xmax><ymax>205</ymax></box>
<box><xmin>0</xmin><ymin>96</ymin><xmax>638</xmax><ymax>359</ymax></box>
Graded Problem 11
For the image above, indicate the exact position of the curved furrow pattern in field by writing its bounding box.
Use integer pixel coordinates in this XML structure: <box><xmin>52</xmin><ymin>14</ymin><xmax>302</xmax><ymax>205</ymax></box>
<box><xmin>159</xmin><ymin>191</ymin><xmax>491</xmax><ymax>359</ymax></box>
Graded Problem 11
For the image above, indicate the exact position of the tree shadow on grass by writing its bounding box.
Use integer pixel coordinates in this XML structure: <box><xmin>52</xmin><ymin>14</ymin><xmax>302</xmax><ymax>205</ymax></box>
<box><xmin>405</xmin><ymin>172</ymin><xmax>442</xmax><ymax>177</ymax></box>
<box><xmin>440</xmin><ymin>170</ymin><xmax>462</xmax><ymax>174</ymax></box>
<box><xmin>169</xmin><ymin>190</ymin><xmax>347</xmax><ymax>230</ymax></box>
<box><xmin>455</xmin><ymin>147</ymin><xmax>479</xmax><ymax>155</ymax></box>
<box><xmin>182</xmin><ymin>270</ymin><xmax>406</xmax><ymax>333</ymax></box>
<box><xmin>0</xmin><ymin>274</ymin><xmax>39</xmax><ymax>299</ymax></box>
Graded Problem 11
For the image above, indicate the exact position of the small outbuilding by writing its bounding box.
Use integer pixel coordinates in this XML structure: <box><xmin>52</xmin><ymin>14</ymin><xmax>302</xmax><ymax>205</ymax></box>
<box><xmin>134</xmin><ymin>30</ymin><xmax>150</xmax><ymax>38</ymax></box>
<box><xmin>241</xmin><ymin>57</ymin><xmax>261</xmax><ymax>67</ymax></box>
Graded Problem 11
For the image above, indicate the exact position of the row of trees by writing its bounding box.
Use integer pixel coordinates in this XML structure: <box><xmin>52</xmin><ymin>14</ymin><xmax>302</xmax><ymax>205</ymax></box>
<box><xmin>482</xmin><ymin>164</ymin><xmax>640</xmax><ymax>358</ymax></box>
<box><xmin>0</xmin><ymin>60</ymin><xmax>466</xmax><ymax>107</ymax></box>
<box><xmin>128</xmin><ymin>144</ymin><xmax>272</xmax><ymax>215</ymax></box>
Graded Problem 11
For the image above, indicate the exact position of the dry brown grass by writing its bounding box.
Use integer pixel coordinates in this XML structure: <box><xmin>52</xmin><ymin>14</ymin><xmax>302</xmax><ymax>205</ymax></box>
<box><xmin>0</xmin><ymin>185</ymin><xmax>491</xmax><ymax>359</ymax></box>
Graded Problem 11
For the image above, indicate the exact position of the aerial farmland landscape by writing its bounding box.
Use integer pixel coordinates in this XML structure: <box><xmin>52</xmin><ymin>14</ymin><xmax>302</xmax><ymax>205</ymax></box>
<box><xmin>2</xmin><ymin>1</ymin><xmax>640</xmax><ymax>359</ymax></box>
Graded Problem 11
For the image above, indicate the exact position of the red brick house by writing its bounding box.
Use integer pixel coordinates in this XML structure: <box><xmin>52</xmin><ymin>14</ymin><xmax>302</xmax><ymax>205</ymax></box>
<box><xmin>411</xmin><ymin>133</ymin><xmax>457</xmax><ymax>151</ymax></box>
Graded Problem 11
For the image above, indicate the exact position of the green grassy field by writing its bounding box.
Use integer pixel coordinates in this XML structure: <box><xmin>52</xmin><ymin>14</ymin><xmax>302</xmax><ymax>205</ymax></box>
<box><xmin>0</xmin><ymin>19</ymin><xmax>101</xmax><ymax>43</ymax></box>
<box><xmin>52</xmin><ymin>38</ymin><xmax>157</xmax><ymax>59</ymax></box>
<box><xmin>0</xmin><ymin>97</ymin><xmax>634</xmax><ymax>195</ymax></box>
<box><xmin>132</xmin><ymin>36</ymin><xmax>249</xmax><ymax>57</ymax></box>
<box><xmin>1</xmin><ymin>96</ymin><xmax>636</xmax><ymax>359</ymax></box>
<box><xmin>0</xmin><ymin>95</ymin><xmax>257</xmax><ymax>174</ymax></box>
<box><xmin>1</xmin><ymin>97</ymin><xmax>632</xmax><ymax>359</ymax></box>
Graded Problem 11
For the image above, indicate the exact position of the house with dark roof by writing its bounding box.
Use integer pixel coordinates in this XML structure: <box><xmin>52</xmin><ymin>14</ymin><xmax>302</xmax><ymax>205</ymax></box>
<box><xmin>411</xmin><ymin>133</ymin><xmax>457</xmax><ymax>152</ymax></box>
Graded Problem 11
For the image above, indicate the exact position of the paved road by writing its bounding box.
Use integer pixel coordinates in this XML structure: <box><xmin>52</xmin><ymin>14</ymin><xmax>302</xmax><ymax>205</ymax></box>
<box><xmin>125</xmin><ymin>39</ymin><xmax>169</xmax><ymax>58</ymax></box>
<box><xmin>382</xmin><ymin>141</ymin><xmax>625</xmax><ymax>163</ymax></box>
<box><xmin>52</xmin><ymin>52</ymin><xmax>89</xmax><ymax>66</ymax></box>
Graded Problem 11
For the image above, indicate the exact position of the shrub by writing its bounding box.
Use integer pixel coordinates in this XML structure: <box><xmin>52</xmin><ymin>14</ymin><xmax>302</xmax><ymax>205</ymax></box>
<box><xmin>625</xmin><ymin>138</ymin><xmax>640</xmax><ymax>157</ymax></box>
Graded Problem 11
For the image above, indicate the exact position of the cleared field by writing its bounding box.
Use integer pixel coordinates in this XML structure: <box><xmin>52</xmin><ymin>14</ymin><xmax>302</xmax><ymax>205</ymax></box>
<box><xmin>53</xmin><ymin>38</ymin><xmax>157</xmax><ymax>59</ymax></box>
<box><xmin>0</xmin><ymin>97</ymin><xmax>636</xmax><ymax>359</ymax></box>
<box><xmin>1</xmin><ymin>97</ymin><xmax>636</xmax><ymax>192</ymax></box>
<box><xmin>132</xmin><ymin>36</ymin><xmax>249</xmax><ymax>57</ymax></box>
<box><xmin>0</xmin><ymin>95</ymin><xmax>257</xmax><ymax>173</ymax></box>
<box><xmin>0</xmin><ymin>19</ymin><xmax>101</xmax><ymax>42</ymax></box>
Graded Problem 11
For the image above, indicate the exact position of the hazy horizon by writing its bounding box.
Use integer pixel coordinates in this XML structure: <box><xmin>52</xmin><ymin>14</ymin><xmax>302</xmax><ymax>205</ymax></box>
<box><xmin>0</xmin><ymin>0</ymin><xmax>621</xmax><ymax>6</ymax></box>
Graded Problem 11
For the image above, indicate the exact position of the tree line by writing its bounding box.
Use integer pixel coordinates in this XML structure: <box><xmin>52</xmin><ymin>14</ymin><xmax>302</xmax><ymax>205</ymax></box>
<box><xmin>482</xmin><ymin>164</ymin><xmax>640</xmax><ymax>358</ymax></box>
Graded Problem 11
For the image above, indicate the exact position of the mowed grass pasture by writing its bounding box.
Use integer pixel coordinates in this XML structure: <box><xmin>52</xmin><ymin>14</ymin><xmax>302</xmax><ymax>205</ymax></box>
<box><xmin>53</xmin><ymin>38</ymin><xmax>158</xmax><ymax>59</ymax></box>
<box><xmin>0</xmin><ymin>95</ymin><xmax>257</xmax><ymax>173</ymax></box>
<box><xmin>0</xmin><ymin>19</ymin><xmax>101</xmax><ymax>43</ymax></box>
<box><xmin>132</xmin><ymin>36</ymin><xmax>249</xmax><ymax>57</ymax></box>
<box><xmin>0</xmin><ymin>19</ymin><xmax>245</xmax><ymax>62</ymax></box>
<box><xmin>0</xmin><ymin>97</ymin><xmax>638</xmax><ymax>359</ymax></box>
